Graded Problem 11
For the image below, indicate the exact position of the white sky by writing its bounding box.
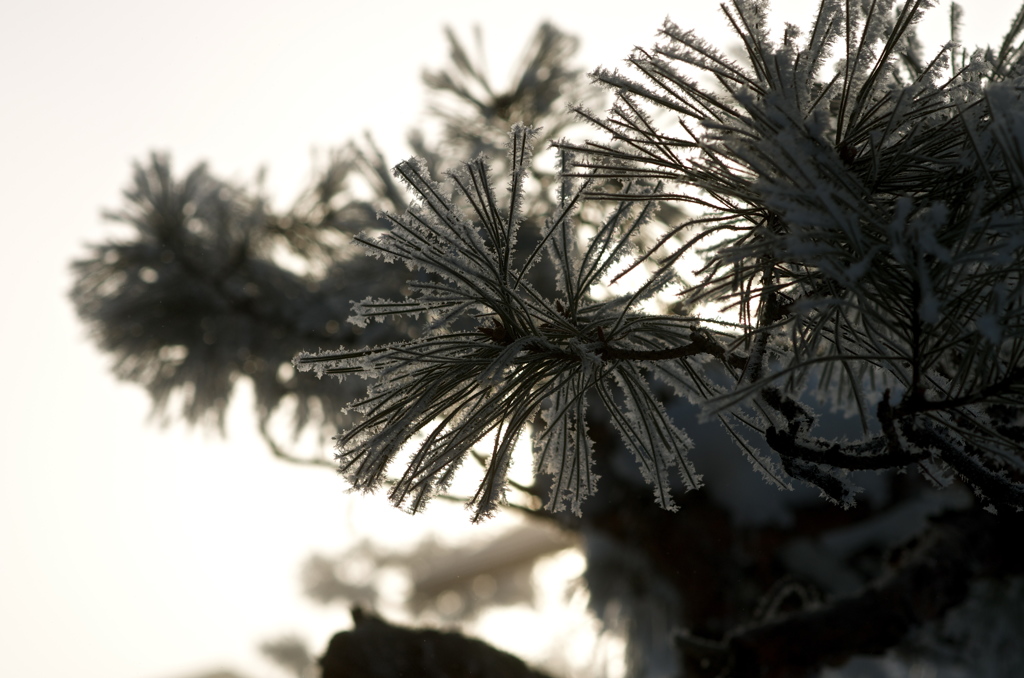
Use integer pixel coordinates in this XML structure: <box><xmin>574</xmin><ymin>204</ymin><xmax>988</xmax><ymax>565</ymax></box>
<box><xmin>0</xmin><ymin>1</ymin><xmax>1015</xmax><ymax>677</ymax></box>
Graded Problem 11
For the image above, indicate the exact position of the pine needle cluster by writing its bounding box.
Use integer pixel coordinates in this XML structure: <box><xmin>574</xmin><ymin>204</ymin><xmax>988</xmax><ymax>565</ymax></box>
<box><xmin>299</xmin><ymin>0</ymin><xmax>1024</xmax><ymax>516</ymax></box>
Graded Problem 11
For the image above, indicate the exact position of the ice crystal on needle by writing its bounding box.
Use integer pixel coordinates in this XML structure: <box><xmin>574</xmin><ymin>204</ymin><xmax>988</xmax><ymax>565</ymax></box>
<box><xmin>296</xmin><ymin>125</ymin><xmax>712</xmax><ymax>519</ymax></box>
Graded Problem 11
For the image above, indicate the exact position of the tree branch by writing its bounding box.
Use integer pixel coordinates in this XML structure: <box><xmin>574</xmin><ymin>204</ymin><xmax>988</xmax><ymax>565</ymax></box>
<box><xmin>258</xmin><ymin>419</ymin><xmax>338</xmax><ymax>469</ymax></box>
<box><xmin>765</xmin><ymin>426</ymin><xmax>926</xmax><ymax>471</ymax></box>
<box><xmin>597</xmin><ymin>329</ymin><xmax>749</xmax><ymax>371</ymax></box>
<box><xmin>677</xmin><ymin>508</ymin><xmax>1024</xmax><ymax>678</ymax></box>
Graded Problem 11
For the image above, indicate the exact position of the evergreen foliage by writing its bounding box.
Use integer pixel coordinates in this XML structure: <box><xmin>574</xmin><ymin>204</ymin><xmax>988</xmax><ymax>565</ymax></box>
<box><xmin>298</xmin><ymin>0</ymin><xmax>1024</xmax><ymax>516</ymax></box>
<box><xmin>71</xmin><ymin>23</ymin><xmax>589</xmax><ymax>464</ymax></box>
<box><xmin>72</xmin><ymin>4</ymin><xmax>1024</xmax><ymax>677</ymax></box>
<box><xmin>562</xmin><ymin>0</ymin><xmax>1024</xmax><ymax>510</ymax></box>
<box><xmin>296</xmin><ymin>126</ymin><xmax>705</xmax><ymax>519</ymax></box>
<box><xmin>69</xmin><ymin>145</ymin><xmax>408</xmax><ymax>455</ymax></box>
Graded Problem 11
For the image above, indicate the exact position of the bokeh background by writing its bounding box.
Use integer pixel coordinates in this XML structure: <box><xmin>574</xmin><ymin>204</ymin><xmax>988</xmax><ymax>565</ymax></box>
<box><xmin>1</xmin><ymin>1</ymin><xmax>1013</xmax><ymax>676</ymax></box>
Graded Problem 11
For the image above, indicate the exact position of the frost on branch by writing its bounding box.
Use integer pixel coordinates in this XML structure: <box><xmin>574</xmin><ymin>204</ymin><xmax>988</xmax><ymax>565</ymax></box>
<box><xmin>297</xmin><ymin>0</ymin><xmax>1024</xmax><ymax>518</ymax></box>
<box><xmin>296</xmin><ymin>124</ymin><xmax>719</xmax><ymax>519</ymax></box>
<box><xmin>558</xmin><ymin>0</ymin><xmax>1024</xmax><ymax>509</ymax></box>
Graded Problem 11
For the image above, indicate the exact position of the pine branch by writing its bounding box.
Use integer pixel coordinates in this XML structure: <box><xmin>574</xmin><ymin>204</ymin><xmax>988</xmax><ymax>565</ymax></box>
<box><xmin>677</xmin><ymin>508</ymin><xmax>1024</xmax><ymax>678</ymax></box>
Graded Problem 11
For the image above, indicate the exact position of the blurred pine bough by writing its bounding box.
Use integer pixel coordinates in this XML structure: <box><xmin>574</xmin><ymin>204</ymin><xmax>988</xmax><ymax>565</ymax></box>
<box><xmin>74</xmin><ymin>4</ymin><xmax>1024</xmax><ymax>677</ymax></box>
<box><xmin>71</xmin><ymin>22</ymin><xmax>594</xmax><ymax>465</ymax></box>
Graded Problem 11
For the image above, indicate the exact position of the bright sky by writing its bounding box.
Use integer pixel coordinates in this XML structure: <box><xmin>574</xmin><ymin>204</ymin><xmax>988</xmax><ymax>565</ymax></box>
<box><xmin>1</xmin><ymin>1</ymin><xmax>1015</xmax><ymax>677</ymax></box>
